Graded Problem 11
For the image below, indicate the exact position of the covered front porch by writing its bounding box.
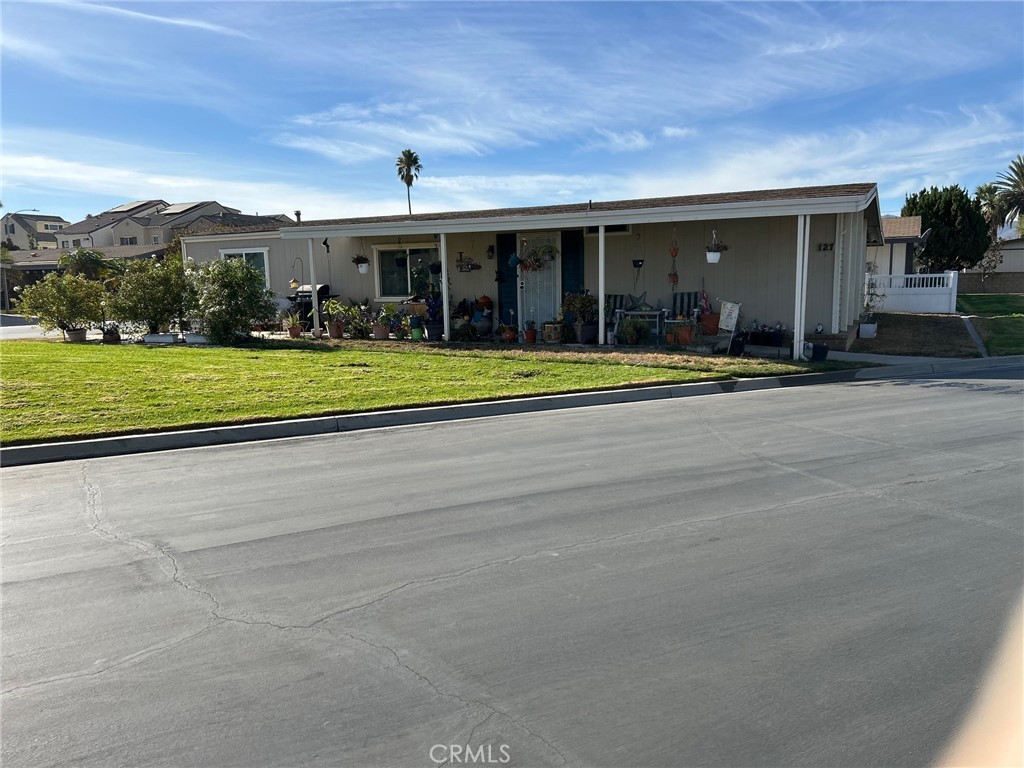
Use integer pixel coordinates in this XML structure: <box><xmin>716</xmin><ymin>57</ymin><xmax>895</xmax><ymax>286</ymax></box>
<box><xmin>280</xmin><ymin>184</ymin><xmax>882</xmax><ymax>360</ymax></box>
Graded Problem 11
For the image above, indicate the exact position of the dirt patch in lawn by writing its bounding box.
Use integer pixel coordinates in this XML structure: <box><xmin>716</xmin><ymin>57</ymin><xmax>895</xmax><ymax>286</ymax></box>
<box><xmin>850</xmin><ymin>312</ymin><xmax>980</xmax><ymax>358</ymax></box>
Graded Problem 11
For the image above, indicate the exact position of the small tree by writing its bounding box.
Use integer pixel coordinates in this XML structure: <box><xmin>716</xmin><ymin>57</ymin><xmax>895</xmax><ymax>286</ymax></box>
<box><xmin>110</xmin><ymin>257</ymin><xmax>189</xmax><ymax>334</ymax></box>
<box><xmin>15</xmin><ymin>271</ymin><xmax>104</xmax><ymax>333</ymax></box>
<box><xmin>193</xmin><ymin>258</ymin><xmax>276</xmax><ymax>345</ymax></box>
<box><xmin>901</xmin><ymin>185</ymin><xmax>990</xmax><ymax>272</ymax></box>
<box><xmin>975</xmin><ymin>183</ymin><xmax>1007</xmax><ymax>291</ymax></box>
<box><xmin>59</xmin><ymin>247</ymin><xmax>120</xmax><ymax>282</ymax></box>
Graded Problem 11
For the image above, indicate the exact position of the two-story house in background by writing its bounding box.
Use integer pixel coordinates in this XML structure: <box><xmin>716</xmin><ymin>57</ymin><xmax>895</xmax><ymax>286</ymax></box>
<box><xmin>2</xmin><ymin>212</ymin><xmax>71</xmax><ymax>250</ymax></box>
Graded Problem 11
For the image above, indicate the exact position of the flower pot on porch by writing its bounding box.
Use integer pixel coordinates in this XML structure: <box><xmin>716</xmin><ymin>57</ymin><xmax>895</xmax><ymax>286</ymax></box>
<box><xmin>424</xmin><ymin>321</ymin><xmax>444</xmax><ymax>340</ymax></box>
<box><xmin>287</xmin><ymin>326</ymin><xmax>302</xmax><ymax>338</ymax></box>
<box><xmin>675</xmin><ymin>325</ymin><xmax>694</xmax><ymax>345</ymax></box>
<box><xmin>411</xmin><ymin>327</ymin><xmax>425</xmax><ymax>341</ymax></box>
<box><xmin>574</xmin><ymin>322</ymin><xmax>599</xmax><ymax>344</ymax></box>
<box><xmin>501</xmin><ymin>329</ymin><xmax>517</xmax><ymax>342</ymax></box>
<box><xmin>524</xmin><ymin>329</ymin><xmax>537</xmax><ymax>343</ymax></box>
<box><xmin>371</xmin><ymin>323</ymin><xmax>390</xmax><ymax>340</ymax></box>
<box><xmin>327</xmin><ymin>321</ymin><xmax>346</xmax><ymax>339</ymax></box>
<box><xmin>700</xmin><ymin>313</ymin><xmax>720</xmax><ymax>336</ymax></box>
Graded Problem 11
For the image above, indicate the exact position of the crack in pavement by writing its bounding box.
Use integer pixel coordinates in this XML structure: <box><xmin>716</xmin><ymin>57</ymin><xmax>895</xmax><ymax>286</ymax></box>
<box><xmin>341</xmin><ymin>630</ymin><xmax>569</xmax><ymax>766</ymax></box>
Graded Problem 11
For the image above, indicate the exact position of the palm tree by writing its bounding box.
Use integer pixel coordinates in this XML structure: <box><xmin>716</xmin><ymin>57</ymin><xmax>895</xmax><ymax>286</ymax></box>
<box><xmin>994</xmin><ymin>154</ymin><xmax>1024</xmax><ymax>227</ymax></box>
<box><xmin>975</xmin><ymin>183</ymin><xmax>1007</xmax><ymax>241</ymax></box>
<box><xmin>395</xmin><ymin>149</ymin><xmax>422</xmax><ymax>215</ymax></box>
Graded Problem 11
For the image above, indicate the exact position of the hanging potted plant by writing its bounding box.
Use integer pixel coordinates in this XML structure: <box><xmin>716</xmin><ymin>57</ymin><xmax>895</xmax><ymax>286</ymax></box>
<box><xmin>520</xmin><ymin>248</ymin><xmax>545</xmax><ymax>272</ymax></box>
<box><xmin>352</xmin><ymin>253</ymin><xmax>370</xmax><ymax>274</ymax></box>
<box><xmin>705</xmin><ymin>230</ymin><xmax>729</xmax><ymax>264</ymax></box>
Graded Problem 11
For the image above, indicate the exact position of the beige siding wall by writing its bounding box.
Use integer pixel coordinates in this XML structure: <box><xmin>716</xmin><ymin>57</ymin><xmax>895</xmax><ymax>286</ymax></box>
<box><xmin>867</xmin><ymin>242</ymin><xmax>910</xmax><ymax>276</ymax></box>
<box><xmin>577</xmin><ymin>216</ymin><xmax>836</xmax><ymax>333</ymax></box>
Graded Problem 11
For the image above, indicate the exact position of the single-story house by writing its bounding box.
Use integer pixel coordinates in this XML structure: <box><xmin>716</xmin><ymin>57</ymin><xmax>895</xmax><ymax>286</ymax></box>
<box><xmin>866</xmin><ymin>216</ymin><xmax>929</xmax><ymax>276</ymax></box>
<box><xmin>960</xmin><ymin>221</ymin><xmax>1024</xmax><ymax>293</ymax></box>
<box><xmin>181</xmin><ymin>183</ymin><xmax>884</xmax><ymax>359</ymax></box>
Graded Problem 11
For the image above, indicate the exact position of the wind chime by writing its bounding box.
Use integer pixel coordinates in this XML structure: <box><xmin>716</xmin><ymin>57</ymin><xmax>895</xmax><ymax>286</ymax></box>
<box><xmin>668</xmin><ymin>225</ymin><xmax>679</xmax><ymax>292</ymax></box>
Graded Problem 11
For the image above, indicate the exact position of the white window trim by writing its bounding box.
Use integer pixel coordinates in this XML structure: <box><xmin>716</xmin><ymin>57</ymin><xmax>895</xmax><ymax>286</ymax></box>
<box><xmin>218</xmin><ymin>247</ymin><xmax>271</xmax><ymax>288</ymax></box>
<box><xmin>373</xmin><ymin>242</ymin><xmax>437</xmax><ymax>302</ymax></box>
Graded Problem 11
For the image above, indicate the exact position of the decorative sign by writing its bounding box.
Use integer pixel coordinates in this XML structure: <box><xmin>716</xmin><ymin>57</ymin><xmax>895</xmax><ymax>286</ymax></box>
<box><xmin>719</xmin><ymin>301</ymin><xmax>741</xmax><ymax>333</ymax></box>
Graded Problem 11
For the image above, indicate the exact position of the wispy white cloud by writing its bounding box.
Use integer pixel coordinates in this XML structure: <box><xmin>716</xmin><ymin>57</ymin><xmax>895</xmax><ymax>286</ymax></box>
<box><xmin>52</xmin><ymin>0</ymin><xmax>252</xmax><ymax>39</ymax></box>
<box><xmin>585</xmin><ymin>130</ymin><xmax>652</xmax><ymax>153</ymax></box>
<box><xmin>661</xmin><ymin>127</ymin><xmax>697</xmax><ymax>141</ymax></box>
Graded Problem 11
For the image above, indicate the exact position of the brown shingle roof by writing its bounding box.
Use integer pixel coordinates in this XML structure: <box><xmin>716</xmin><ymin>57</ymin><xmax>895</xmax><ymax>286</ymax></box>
<box><xmin>881</xmin><ymin>216</ymin><xmax>922</xmax><ymax>240</ymax></box>
<box><xmin>302</xmin><ymin>183</ymin><xmax>878</xmax><ymax>228</ymax></box>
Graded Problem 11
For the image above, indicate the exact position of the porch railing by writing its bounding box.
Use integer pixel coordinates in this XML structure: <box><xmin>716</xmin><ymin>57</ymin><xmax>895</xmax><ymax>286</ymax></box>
<box><xmin>864</xmin><ymin>270</ymin><xmax>958</xmax><ymax>314</ymax></box>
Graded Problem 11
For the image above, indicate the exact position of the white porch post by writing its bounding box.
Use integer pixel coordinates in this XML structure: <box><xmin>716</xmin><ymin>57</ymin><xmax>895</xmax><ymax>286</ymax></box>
<box><xmin>307</xmin><ymin>238</ymin><xmax>321</xmax><ymax>338</ymax></box>
<box><xmin>793</xmin><ymin>214</ymin><xmax>810</xmax><ymax>360</ymax></box>
<box><xmin>598</xmin><ymin>225</ymin><xmax>606</xmax><ymax>345</ymax></box>
<box><xmin>831</xmin><ymin>213</ymin><xmax>843</xmax><ymax>334</ymax></box>
<box><xmin>439</xmin><ymin>233</ymin><xmax>450</xmax><ymax>341</ymax></box>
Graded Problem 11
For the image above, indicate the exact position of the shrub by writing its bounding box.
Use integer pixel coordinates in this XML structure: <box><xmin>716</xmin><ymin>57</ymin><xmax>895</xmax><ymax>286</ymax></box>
<box><xmin>616</xmin><ymin>316</ymin><xmax>650</xmax><ymax>345</ymax></box>
<box><xmin>193</xmin><ymin>259</ymin><xmax>276</xmax><ymax>345</ymax></box>
<box><xmin>451</xmin><ymin>322</ymin><xmax>479</xmax><ymax>342</ymax></box>
<box><xmin>110</xmin><ymin>257</ymin><xmax>191</xmax><ymax>334</ymax></box>
<box><xmin>15</xmin><ymin>272</ymin><xmax>105</xmax><ymax>332</ymax></box>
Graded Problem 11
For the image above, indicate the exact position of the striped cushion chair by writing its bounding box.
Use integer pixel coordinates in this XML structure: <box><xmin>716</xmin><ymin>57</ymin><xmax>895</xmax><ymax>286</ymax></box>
<box><xmin>671</xmin><ymin>291</ymin><xmax>702</xmax><ymax>321</ymax></box>
<box><xmin>604</xmin><ymin>294</ymin><xmax>628</xmax><ymax>332</ymax></box>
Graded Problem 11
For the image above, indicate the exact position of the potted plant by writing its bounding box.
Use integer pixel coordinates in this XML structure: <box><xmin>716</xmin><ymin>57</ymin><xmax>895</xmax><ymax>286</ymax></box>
<box><xmin>423</xmin><ymin>294</ymin><xmax>445</xmax><ymax>340</ymax></box>
<box><xmin>281</xmin><ymin>310</ymin><xmax>303</xmax><ymax>338</ymax></box>
<box><xmin>542</xmin><ymin>318</ymin><xmax>563</xmax><ymax>343</ymax></box>
<box><xmin>110</xmin><ymin>257</ymin><xmax>188</xmax><ymax>342</ymax></box>
<box><xmin>523</xmin><ymin>320</ymin><xmax>537</xmax><ymax>343</ymax></box>
<box><xmin>352</xmin><ymin>253</ymin><xmax>370</xmax><ymax>275</ymax></box>
<box><xmin>373</xmin><ymin>304</ymin><xmax>397</xmax><ymax>339</ymax></box>
<box><xmin>860</xmin><ymin>275</ymin><xmax>885</xmax><ymax>338</ymax></box>
<box><xmin>392</xmin><ymin>314</ymin><xmax>411</xmax><ymax>340</ymax></box>
<box><xmin>321</xmin><ymin>298</ymin><xmax>350</xmax><ymax>339</ymax></box>
<box><xmin>562</xmin><ymin>291</ymin><xmax>599</xmax><ymax>344</ymax></box>
<box><xmin>408</xmin><ymin>313</ymin><xmax>425</xmax><ymax>341</ymax></box>
<box><xmin>705</xmin><ymin>229</ymin><xmax>729</xmax><ymax>264</ymax></box>
<box><xmin>672</xmin><ymin>318</ymin><xmax>697</xmax><ymax>346</ymax></box>
<box><xmin>615</xmin><ymin>316</ymin><xmax>650</xmax><ymax>346</ymax></box>
<box><xmin>99</xmin><ymin>320</ymin><xmax>121</xmax><ymax>344</ymax></box>
<box><xmin>499</xmin><ymin>323</ymin><xmax>518</xmax><ymax>342</ymax></box>
<box><xmin>15</xmin><ymin>271</ymin><xmax>105</xmax><ymax>342</ymax></box>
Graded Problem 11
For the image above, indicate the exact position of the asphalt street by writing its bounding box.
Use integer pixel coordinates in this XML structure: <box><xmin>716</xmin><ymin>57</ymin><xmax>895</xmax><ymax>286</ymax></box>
<box><xmin>2</xmin><ymin>367</ymin><xmax>1022</xmax><ymax>767</ymax></box>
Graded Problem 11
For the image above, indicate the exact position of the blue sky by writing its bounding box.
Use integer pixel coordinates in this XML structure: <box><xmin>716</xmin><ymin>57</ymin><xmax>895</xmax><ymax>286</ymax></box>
<box><xmin>2</xmin><ymin>1</ymin><xmax>1021</xmax><ymax>224</ymax></box>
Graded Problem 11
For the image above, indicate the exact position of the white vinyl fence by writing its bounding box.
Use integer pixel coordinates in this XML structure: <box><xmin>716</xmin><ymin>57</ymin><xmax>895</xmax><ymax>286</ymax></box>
<box><xmin>864</xmin><ymin>271</ymin><xmax>958</xmax><ymax>314</ymax></box>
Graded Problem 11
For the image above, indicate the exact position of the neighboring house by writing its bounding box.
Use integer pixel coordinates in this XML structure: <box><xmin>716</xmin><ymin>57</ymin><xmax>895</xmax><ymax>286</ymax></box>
<box><xmin>960</xmin><ymin>220</ymin><xmax>1024</xmax><ymax>292</ymax></box>
<box><xmin>1</xmin><ymin>213</ymin><xmax>71</xmax><ymax>250</ymax></box>
<box><xmin>866</xmin><ymin>216</ymin><xmax>928</xmax><ymax>276</ymax></box>
<box><xmin>59</xmin><ymin>200</ymin><xmax>294</xmax><ymax>250</ymax></box>
<box><xmin>183</xmin><ymin>183</ymin><xmax>884</xmax><ymax>359</ymax></box>
<box><xmin>10</xmin><ymin>243</ymin><xmax>168</xmax><ymax>282</ymax></box>
<box><xmin>57</xmin><ymin>200</ymin><xmax>169</xmax><ymax>250</ymax></box>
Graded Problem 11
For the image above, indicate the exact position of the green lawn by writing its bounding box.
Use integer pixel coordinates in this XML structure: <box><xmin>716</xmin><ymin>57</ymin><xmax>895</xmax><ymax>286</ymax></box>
<box><xmin>0</xmin><ymin>339</ymin><xmax>844</xmax><ymax>445</ymax></box>
<box><xmin>956</xmin><ymin>293</ymin><xmax>1024</xmax><ymax>316</ymax></box>
<box><xmin>956</xmin><ymin>293</ymin><xmax>1024</xmax><ymax>356</ymax></box>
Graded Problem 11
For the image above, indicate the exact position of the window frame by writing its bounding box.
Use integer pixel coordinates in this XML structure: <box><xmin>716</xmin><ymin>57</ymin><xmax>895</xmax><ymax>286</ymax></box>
<box><xmin>373</xmin><ymin>243</ymin><xmax>438</xmax><ymax>301</ymax></box>
<box><xmin>218</xmin><ymin>247</ymin><xmax>271</xmax><ymax>289</ymax></box>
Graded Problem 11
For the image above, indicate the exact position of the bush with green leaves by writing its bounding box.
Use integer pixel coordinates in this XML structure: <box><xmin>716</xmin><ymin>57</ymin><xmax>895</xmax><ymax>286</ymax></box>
<box><xmin>193</xmin><ymin>258</ymin><xmax>276</xmax><ymax>345</ymax></box>
<box><xmin>901</xmin><ymin>186</ymin><xmax>990</xmax><ymax>272</ymax></box>
<box><xmin>16</xmin><ymin>271</ymin><xmax>105</xmax><ymax>332</ymax></box>
<box><xmin>615</xmin><ymin>316</ymin><xmax>650</xmax><ymax>345</ymax></box>
<box><xmin>110</xmin><ymin>257</ymin><xmax>192</xmax><ymax>334</ymax></box>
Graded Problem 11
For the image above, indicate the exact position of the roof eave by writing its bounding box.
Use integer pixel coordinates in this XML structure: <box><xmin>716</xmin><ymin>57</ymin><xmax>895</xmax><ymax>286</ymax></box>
<box><xmin>281</xmin><ymin>187</ymin><xmax>880</xmax><ymax>239</ymax></box>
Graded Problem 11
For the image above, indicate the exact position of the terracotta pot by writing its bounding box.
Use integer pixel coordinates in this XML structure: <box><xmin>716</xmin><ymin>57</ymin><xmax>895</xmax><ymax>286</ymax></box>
<box><xmin>501</xmin><ymin>329</ymin><xmax>517</xmax><ymax>342</ymax></box>
<box><xmin>327</xmin><ymin>321</ymin><xmax>346</xmax><ymax>339</ymax></box>
<box><xmin>371</xmin><ymin>323</ymin><xmax>390</xmax><ymax>340</ymax></box>
<box><xmin>675</xmin><ymin>325</ymin><xmax>694</xmax><ymax>345</ymax></box>
<box><xmin>700</xmin><ymin>313</ymin><xmax>720</xmax><ymax>336</ymax></box>
<box><xmin>524</xmin><ymin>329</ymin><xmax>537</xmax><ymax>343</ymax></box>
<box><xmin>288</xmin><ymin>326</ymin><xmax>302</xmax><ymax>338</ymax></box>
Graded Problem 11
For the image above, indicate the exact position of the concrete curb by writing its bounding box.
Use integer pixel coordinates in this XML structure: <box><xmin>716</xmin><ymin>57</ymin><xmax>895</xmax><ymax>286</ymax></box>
<box><xmin>3</xmin><ymin>355</ymin><xmax>1021</xmax><ymax>468</ymax></box>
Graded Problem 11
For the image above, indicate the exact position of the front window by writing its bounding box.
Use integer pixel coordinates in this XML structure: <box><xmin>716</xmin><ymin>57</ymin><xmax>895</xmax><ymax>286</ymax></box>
<box><xmin>44</xmin><ymin>223</ymin><xmax>63</xmax><ymax>231</ymax></box>
<box><xmin>72</xmin><ymin>239</ymin><xmax>81</xmax><ymax>247</ymax></box>
<box><xmin>375</xmin><ymin>245</ymin><xmax>438</xmax><ymax>299</ymax></box>
<box><xmin>152</xmin><ymin>236</ymin><xmax>160</xmax><ymax>244</ymax></box>
<box><xmin>219</xmin><ymin>248</ymin><xmax>270</xmax><ymax>288</ymax></box>
<box><xmin>119</xmin><ymin>236</ymin><xmax>138</xmax><ymax>246</ymax></box>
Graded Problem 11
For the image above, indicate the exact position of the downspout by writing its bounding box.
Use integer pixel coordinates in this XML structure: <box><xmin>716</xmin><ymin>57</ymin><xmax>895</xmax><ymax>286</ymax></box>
<box><xmin>307</xmin><ymin>238</ymin><xmax>321</xmax><ymax>338</ymax></box>
<box><xmin>440</xmin><ymin>233</ymin><xmax>450</xmax><ymax>341</ymax></box>
<box><xmin>598</xmin><ymin>225</ymin><xmax>606</xmax><ymax>344</ymax></box>
<box><xmin>831</xmin><ymin>213</ymin><xmax>843</xmax><ymax>334</ymax></box>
